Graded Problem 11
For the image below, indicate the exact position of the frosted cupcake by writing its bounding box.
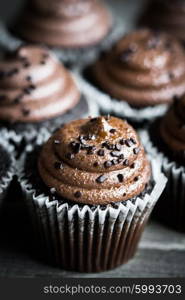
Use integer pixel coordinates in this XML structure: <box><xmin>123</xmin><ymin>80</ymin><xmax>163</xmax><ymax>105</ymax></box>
<box><xmin>83</xmin><ymin>29</ymin><xmax>185</xmax><ymax>123</ymax></box>
<box><xmin>142</xmin><ymin>96</ymin><xmax>185</xmax><ymax>231</ymax></box>
<box><xmin>0</xmin><ymin>44</ymin><xmax>96</xmax><ymax>148</ymax></box>
<box><xmin>8</xmin><ymin>0</ymin><xmax>118</xmax><ymax>65</ymax></box>
<box><xmin>19</xmin><ymin>116</ymin><xmax>166</xmax><ymax>272</ymax></box>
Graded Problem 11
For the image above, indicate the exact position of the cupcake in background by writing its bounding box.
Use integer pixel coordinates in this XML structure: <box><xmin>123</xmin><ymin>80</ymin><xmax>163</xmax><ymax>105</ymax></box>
<box><xmin>139</xmin><ymin>0</ymin><xmax>185</xmax><ymax>44</ymax></box>
<box><xmin>0</xmin><ymin>44</ymin><xmax>97</xmax><ymax>150</ymax></box>
<box><xmin>19</xmin><ymin>116</ymin><xmax>166</xmax><ymax>272</ymax></box>
<box><xmin>8</xmin><ymin>0</ymin><xmax>118</xmax><ymax>65</ymax></box>
<box><xmin>14</xmin><ymin>0</ymin><xmax>112</xmax><ymax>48</ymax></box>
<box><xmin>141</xmin><ymin>96</ymin><xmax>185</xmax><ymax>232</ymax></box>
<box><xmin>0</xmin><ymin>134</ymin><xmax>15</xmax><ymax>207</ymax></box>
<box><xmin>83</xmin><ymin>29</ymin><xmax>185</xmax><ymax>124</ymax></box>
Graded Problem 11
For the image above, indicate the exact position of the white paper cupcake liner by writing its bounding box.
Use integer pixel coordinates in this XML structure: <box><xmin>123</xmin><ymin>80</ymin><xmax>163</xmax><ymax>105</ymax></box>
<box><xmin>0</xmin><ymin>135</ymin><xmax>15</xmax><ymax>206</ymax></box>
<box><xmin>18</xmin><ymin>147</ymin><xmax>167</xmax><ymax>272</ymax></box>
<box><xmin>77</xmin><ymin>71</ymin><xmax>168</xmax><ymax>125</ymax></box>
<box><xmin>140</xmin><ymin>130</ymin><xmax>185</xmax><ymax>232</ymax></box>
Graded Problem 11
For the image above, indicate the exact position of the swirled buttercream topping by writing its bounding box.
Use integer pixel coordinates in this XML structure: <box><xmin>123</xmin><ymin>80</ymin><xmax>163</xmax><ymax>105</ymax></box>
<box><xmin>160</xmin><ymin>96</ymin><xmax>185</xmax><ymax>164</ymax></box>
<box><xmin>14</xmin><ymin>0</ymin><xmax>112</xmax><ymax>48</ymax></box>
<box><xmin>38</xmin><ymin>116</ymin><xmax>151</xmax><ymax>205</ymax></box>
<box><xmin>0</xmin><ymin>45</ymin><xmax>80</xmax><ymax>123</ymax></box>
<box><xmin>92</xmin><ymin>29</ymin><xmax>185</xmax><ymax>107</ymax></box>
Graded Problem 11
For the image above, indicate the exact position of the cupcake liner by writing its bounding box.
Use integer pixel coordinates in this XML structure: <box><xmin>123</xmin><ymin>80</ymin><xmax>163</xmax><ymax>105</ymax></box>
<box><xmin>140</xmin><ymin>130</ymin><xmax>185</xmax><ymax>232</ymax></box>
<box><xmin>0</xmin><ymin>135</ymin><xmax>15</xmax><ymax>206</ymax></box>
<box><xmin>77</xmin><ymin>70</ymin><xmax>168</xmax><ymax>125</ymax></box>
<box><xmin>18</xmin><ymin>145</ymin><xmax>167</xmax><ymax>272</ymax></box>
<box><xmin>0</xmin><ymin>72</ymin><xmax>99</xmax><ymax>153</ymax></box>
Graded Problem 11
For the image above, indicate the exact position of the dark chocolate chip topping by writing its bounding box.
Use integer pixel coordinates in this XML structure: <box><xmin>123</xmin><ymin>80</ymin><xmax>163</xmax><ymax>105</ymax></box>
<box><xmin>38</xmin><ymin>116</ymin><xmax>151</xmax><ymax>205</ymax></box>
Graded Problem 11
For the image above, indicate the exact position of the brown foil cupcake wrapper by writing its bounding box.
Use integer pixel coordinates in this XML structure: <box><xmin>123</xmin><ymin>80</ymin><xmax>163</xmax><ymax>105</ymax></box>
<box><xmin>140</xmin><ymin>130</ymin><xmax>185</xmax><ymax>232</ymax></box>
<box><xmin>77</xmin><ymin>72</ymin><xmax>168</xmax><ymax>125</ymax></box>
<box><xmin>0</xmin><ymin>135</ymin><xmax>16</xmax><ymax>206</ymax></box>
<box><xmin>18</xmin><ymin>155</ymin><xmax>167</xmax><ymax>272</ymax></box>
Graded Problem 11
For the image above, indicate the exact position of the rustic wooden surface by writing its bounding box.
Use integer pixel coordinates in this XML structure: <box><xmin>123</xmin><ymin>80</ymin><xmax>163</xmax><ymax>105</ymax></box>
<box><xmin>0</xmin><ymin>0</ymin><xmax>185</xmax><ymax>278</ymax></box>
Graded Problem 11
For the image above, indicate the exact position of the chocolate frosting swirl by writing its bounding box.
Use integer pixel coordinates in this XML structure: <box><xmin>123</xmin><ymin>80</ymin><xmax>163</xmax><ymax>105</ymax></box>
<box><xmin>38</xmin><ymin>116</ymin><xmax>151</xmax><ymax>205</ymax></box>
<box><xmin>140</xmin><ymin>0</ymin><xmax>185</xmax><ymax>42</ymax></box>
<box><xmin>92</xmin><ymin>29</ymin><xmax>185</xmax><ymax>107</ymax></box>
<box><xmin>14</xmin><ymin>0</ymin><xmax>112</xmax><ymax>48</ymax></box>
<box><xmin>160</xmin><ymin>96</ymin><xmax>185</xmax><ymax>164</ymax></box>
<box><xmin>0</xmin><ymin>45</ymin><xmax>80</xmax><ymax>123</ymax></box>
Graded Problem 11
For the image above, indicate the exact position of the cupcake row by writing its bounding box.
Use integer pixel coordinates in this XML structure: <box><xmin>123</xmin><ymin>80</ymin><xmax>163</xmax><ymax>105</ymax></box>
<box><xmin>1</xmin><ymin>27</ymin><xmax>185</xmax><ymax>137</ymax></box>
<box><xmin>0</xmin><ymin>115</ymin><xmax>167</xmax><ymax>272</ymax></box>
<box><xmin>2</xmin><ymin>1</ymin><xmax>185</xmax><ymax>125</ymax></box>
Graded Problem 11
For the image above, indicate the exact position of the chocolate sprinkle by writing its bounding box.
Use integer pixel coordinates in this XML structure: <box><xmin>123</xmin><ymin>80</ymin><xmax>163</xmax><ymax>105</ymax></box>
<box><xmin>74</xmin><ymin>191</ymin><xmax>82</xmax><ymax>198</ymax></box>
<box><xmin>115</xmin><ymin>143</ymin><xmax>121</xmax><ymax>151</ymax></box>
<box><xmin>66</xmin><ymin>153</ymin><xmax>75</xmax><ymax>160</ymax></box>
<box><xmin>120</xmin><ymin>46</ymin><xmax>136</xmax><ymax>62</ymax></box>
<box><xmin>117</xmin><ymin>174</ymin><xmax>124</xmax><ymax>182</ymax></box>
<box><xmin>112</xmin><ymin>159</ymin><xmax>119</xmax><ymax>165</ymax></box>
<box><xmin>133</xmin><ymin>147</ymin><xmax>140</xmax><ymax>155</ymax></box>
<box><xmin>40</xmin><ymin>60</ymin><xmax>46</xmax><ymax>65</ymax></box>
<box><xmin>96</xmin><ymin>175</ymin><xmax>107</xmax><ymax>183</ymax></box>
<box><xmin>110</xmin><ymin>128</ymin><xmax>116</xmax><ymax>134</ymax></box>
<box><xmin>125</xmin><ymin>139</ymin><xmax>133</xmax><ymax>147</ymax></box>
<box><xmin>104</xmin><ymin>160</ymin><xmax>112</xmax><ymax>168</ymax></box>
<box><xmin>23</xmin><ymin>62</ymin><xmax>31</xmax><ymax>68</ymax></box>
<box><xmin>86</xmin><ymin>145</ymin><xmax>96</xmax><ymax>154</ymax></box>
<box><xmin>130</xmin><ymin>138</ymin><xmax>136</xmax><ymax>145</ymax></box>
<box><xmin>97</xmin><ymin>149</ymin><xmax>105</xmax><ymax>156</ymax></box>
<box><xmin>130</xmin><ymin>163</ymin><xmax>135</xmax><ymax>169</ymax></box>
<box><xmin>7</xmin><ymin>68</ymin><xmax>19</xmax><ymax>77</ymax></box>
<box><xmin>134</xmin><ymin>176</ymin><xmax>139</xmax><ymax>182</ymax></box>
<box><xmin>110</xmin><ymin>151</ymin><xmax>121</xmax><ymax>157</ymax></box>
<box><xmin>70</xmin><ymin>142</ymin><xmax>81</xmax><ymax>154</ymax></box>
<box><xmin>119</xmin><ymin>139</ymin><xmax>125</xmax><ymax>145</ymax></box>
<box><xmin>119</xmin><ymin>154</ymin><xmax>124</xmax><ymax>160</ymax></box>
<box><xmin>26</xmin><ymin>75</ymin><xmax>32</xmax><ymax>82</ymax></box>
<box><xmin>22</xmin><ymin>108</ymin><xmax>30</xmax><ymax>116</ymax></box>
<box><xmin>54</xmin><ymin>162</ymin><xmax>63</xmax><ymax>169</ymax></box>
<box><xmin>14</xmin><ymin>95</ymin><xmax>23</xmax><ymax>104</ymax></box>
<box><xmin>123</xmin><ymin>159</ymin><xmax>129</xmax><ymax>166</ymax></box>
<box><xmin>93</xmin><ymin>162</ymin><xmax>99</xmax><ymax>167</ymax></box>
<box><xmin>169</xmin><ymin>72</ymin><xmax>175</xmax><ymax>80</ymax></box>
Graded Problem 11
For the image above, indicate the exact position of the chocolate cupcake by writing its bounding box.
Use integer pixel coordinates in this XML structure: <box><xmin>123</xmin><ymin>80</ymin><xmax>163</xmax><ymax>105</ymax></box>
<box><xmin>83</xmin><ymin>29</ymin><xmax>185</xmax><ymax>123</ymax></box>
<box><xmin>6</xmin><ymin>0</ymin><xmax>121</xmax><ymax>66</ymax></box>
<box><xmin>140</xmin><ymin>0</ymin><xmax>185</xmax><ymax>43</ymax></box>
<box><xmin>0</xmin><ymin>44</ymin><xmax>97</xmax><ymax>149</ymax></box>
<box><xmin>19</xmin><ymin>116</ymin><xmax>166</xmax><ymax>272</ymax></box>
<box><xmin>141</xmin><ymin>96</ymin><xmax>185</xmax><ymax>232</ymax></box>
<box><xmin>0</xmin><ymin>135</ymin><xmax>15</xmax><ymax>207</ymax></box>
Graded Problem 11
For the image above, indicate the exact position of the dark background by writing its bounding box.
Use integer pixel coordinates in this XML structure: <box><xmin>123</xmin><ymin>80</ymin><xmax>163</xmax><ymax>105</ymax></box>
<box><xmin>0</xmin><ymin>0</ymin><xmax>23</xmax><ymax>22</ymax></box>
